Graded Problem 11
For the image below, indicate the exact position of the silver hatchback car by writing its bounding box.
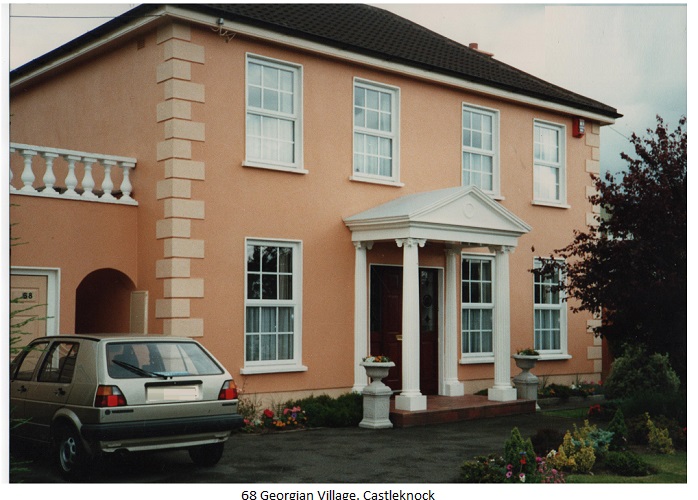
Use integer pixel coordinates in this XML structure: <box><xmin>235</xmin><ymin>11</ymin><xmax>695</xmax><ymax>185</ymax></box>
<box><xmin>10</xmin><ymin>335</ymin><xmax>244</xmax><ymax>479</ymax></box>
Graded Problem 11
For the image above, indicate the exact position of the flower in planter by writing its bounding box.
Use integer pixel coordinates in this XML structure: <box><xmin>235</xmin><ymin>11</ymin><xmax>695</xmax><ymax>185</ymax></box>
<box><xmin>516</xmin><ymin>348</ymin><xmax>540</xmax><ymax>356</ymax></box>
<box><xmin>363</xmin><ymin>355</ymin><xmax>391</xmax><ymax>363</ymax></box>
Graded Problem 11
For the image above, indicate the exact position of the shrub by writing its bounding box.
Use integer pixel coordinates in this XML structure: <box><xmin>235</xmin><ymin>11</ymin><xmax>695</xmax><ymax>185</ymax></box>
<box><xmin>602</xmin><ymin>451</ymin><xmax>656</xmax><ymax>476</ymax></box>
<box><xmin>503</xmin><ymin>427</ymin><xmax>537</xmax><ymax>478</ymax></box>
<box><xmin>548</xmin><ymin>421</ymin><xmax>605</xmax><ymax>474</ymax></box>
<box><xmin>646</xmin><ymin>413</ymin><xmax>675</xmax><ymax>454</ymax></box>
<box><xmin>606</xmin><ymin>408</ymin><xmax>629</xmax><ymax>451</ymax></box>
<box><xmin>460</xmin><ymin>455</ymin><xmax>506</xmax><ymax>483</ymax></box>
<box><xmin>603</xmin><ymin>344</ymin><xmax>681</xmax><ymax>400</ymax></box>
<box><xmin>619</xmin><ymin>389</ymin><xmax>686</xmax><ymax>422</ymax></box>
<box><xmin>288</xmin><ymin>392</ymin><xmax>363</xmax><ymax>428</ymax></box>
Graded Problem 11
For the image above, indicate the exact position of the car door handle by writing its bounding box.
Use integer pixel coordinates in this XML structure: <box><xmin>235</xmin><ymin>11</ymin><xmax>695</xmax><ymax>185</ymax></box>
<box><xmin>17</xmin><ymin>385</ymin><xmax>27</xmax><ymax>393</ymax></box>
<box><xmin>54</xmin><ymin>388</ymin><xmax>66</xmax><ymax>396</ymax></box>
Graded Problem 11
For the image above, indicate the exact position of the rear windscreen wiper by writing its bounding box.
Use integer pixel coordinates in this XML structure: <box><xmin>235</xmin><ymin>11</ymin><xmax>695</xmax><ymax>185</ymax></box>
<box><xmin>112</xmin><ymin>360</ymin><xmax>166</xmax><ymax>379</ymax></box>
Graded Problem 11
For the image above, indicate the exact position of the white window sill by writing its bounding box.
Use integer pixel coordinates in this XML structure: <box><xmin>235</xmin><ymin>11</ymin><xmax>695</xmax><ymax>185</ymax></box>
<box><xmin>532</xmin><ymin>200</ymin><xmax>571</xmax><ymax>209</ymax></box>
<box><xmin>536</xmin><ymin>353</ymin><xmax>572</xmax><ymax>361</ymax></box>
<box><xmin>460</xmin><ymin>356</ymin><xmax>494</xmax><ymax>365</ymax></box>
<box><xmin>240</xmin><ymin>364</ymin><xmax>309</xmax><ymax>375</ymax></box>
<box><xmin>350</xmin><ymin>175</ymin><xmax>404</xmax><ymax>187</ymax></box>
<box><xmin>243</xmin><ymin>161</ymin><xmax>309</xmax><ymax>175</ymax></box>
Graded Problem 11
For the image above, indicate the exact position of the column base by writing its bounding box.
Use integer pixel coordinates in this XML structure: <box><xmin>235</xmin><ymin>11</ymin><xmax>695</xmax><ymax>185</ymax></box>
<box><xmin>442</xmin><ymin>380</ymin><xmax>465</xmax><ymax>396</ymax></box>
<box><xmin>487</xmin><ymin>386</ymin><xmax>517</xmax><ymax>402</ymax></box>
<box><xmin>395</xmin><ymin>393</ymin><xmax>427</xmax><ymax>411</ymax></box>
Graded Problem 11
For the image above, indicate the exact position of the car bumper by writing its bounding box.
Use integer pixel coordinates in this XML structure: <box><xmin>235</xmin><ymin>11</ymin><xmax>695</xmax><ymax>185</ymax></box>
<box><xmin>81</xmin><ymin>413</ymin><xmax>244</xmax><ymax>442</ymax></box>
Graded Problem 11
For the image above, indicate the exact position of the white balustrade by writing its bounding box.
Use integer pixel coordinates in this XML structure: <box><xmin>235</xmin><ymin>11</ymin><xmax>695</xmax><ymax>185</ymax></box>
<box><xmin>8</xmin><ymin>143</ymin><xmax>138</xmax><ymax>205</ymax></box>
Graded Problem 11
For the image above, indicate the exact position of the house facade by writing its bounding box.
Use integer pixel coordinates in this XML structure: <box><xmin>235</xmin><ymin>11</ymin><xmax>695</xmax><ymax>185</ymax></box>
<box><xmin>9</xmin><ymin>4</ymin><xmax>620</xmax><ymax>409</ymax></box>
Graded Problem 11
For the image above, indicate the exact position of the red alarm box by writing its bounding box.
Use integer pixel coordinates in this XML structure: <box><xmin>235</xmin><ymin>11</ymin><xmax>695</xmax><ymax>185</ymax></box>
<box><xmin>573</xmin><ymin>118</ymin><xmax>586</xmax><ymax>138</ymax></box>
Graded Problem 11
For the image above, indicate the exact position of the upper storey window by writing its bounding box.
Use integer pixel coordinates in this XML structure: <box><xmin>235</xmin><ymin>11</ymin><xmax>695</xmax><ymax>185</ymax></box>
<box><xmin>533</xmin><ymin>120</ymin><xmax>566</xmax><ymax>205</ymax></box>
<box><xmin>352</xmin><ymin>79</ymin><xmax>400</xmax><ymax>185</ymax></box>
<box><xmin>462</xmin><ymin>104</ymin><xmax>499</xmax><ymax>195</ymax></box>
<box><xmin>246</xmin><ymin>55</ymin><xmax>303</xmax><ymax>171</ymax></box>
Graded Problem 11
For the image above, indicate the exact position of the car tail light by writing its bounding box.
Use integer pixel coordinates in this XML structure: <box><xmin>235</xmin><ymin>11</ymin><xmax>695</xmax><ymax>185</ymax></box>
<box><xmin>94</xmin><ymin>385</ymin><xmax>127</xmax><ymax>407</ymax></box>
<box><xmin>218</xmin><ymin>379</ymin><xmax>238</xmax><ymax>400</ymax></box>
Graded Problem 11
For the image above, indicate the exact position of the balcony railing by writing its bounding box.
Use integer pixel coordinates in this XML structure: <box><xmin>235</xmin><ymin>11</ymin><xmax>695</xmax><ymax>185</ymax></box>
<box><xmin>9</xmin><ymin>143</ymin><xmax>138</xmax><ymax>205</ymax></box>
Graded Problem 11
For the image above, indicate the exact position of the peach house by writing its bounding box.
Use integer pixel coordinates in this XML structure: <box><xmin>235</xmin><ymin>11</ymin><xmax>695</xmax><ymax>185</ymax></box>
<box><xmin>9</xmin><ymin>4</ymin><xmax>621</xmax><ymax>411</ymax></box>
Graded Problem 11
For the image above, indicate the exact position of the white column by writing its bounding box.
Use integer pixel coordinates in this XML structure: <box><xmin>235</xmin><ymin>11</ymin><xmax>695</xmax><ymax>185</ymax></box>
<box><xmin>352</xmin><ymin>240</ymin><xmax>372</xmax><ymax>392</ymax></box>
<box><xmin>488</xmin><ymin>245</ymin><xmax>517</xmax><ymax>401</ymax></box>
<box><xmin>443</xmin><ymin>246</ymin><xmax>465</xmax><ymax>396</ymax></box>
<box><xmin>395</xmin><ymin>237</ymin><xmax>427</xmax><ymax>411</ymax></box>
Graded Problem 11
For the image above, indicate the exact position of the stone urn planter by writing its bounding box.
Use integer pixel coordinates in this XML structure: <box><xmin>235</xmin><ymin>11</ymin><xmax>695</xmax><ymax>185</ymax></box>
<box><xmin>359</xmin><ymin>360</ymin><xmax>395</xmax><ymax>429</ymax></box>
<box><xmin>512</xmin><ymin>354</ymin><xmax>540</xmax><ymax>409</ymax></box>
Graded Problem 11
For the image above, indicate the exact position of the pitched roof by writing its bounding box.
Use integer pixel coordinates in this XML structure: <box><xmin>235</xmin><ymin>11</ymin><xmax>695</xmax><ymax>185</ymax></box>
<box><xmin>10</xmin><ymin>3</ymin><xmax>620</xmax><ymax>120</ymax></box>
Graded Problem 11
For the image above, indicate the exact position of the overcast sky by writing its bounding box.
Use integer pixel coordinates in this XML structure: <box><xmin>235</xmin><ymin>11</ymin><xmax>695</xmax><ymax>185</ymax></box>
<box><xmin>4</xmin><ymin>2</ymin><xmax>689</xmax><ymax>176</ymax></box>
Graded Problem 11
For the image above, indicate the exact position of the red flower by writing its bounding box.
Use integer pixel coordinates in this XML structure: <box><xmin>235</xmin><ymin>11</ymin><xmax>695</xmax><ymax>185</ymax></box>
<box><xmin>263</xmin><ymin>409</ymin><xmax>274</xmax><ymax>418</ymax></box>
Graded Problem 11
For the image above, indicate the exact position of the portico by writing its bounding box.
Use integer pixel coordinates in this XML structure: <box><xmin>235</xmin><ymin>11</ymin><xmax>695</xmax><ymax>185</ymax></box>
<box><xmin>344</xmin><ymin>185</ymin><xmax>531</xmax><ymax>411</ymax></box>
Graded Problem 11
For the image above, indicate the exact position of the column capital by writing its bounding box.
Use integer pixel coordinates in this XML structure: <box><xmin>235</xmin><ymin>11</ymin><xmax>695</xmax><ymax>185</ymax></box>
<box><xmin>353</xmin><ymin>241</ymin><xmax>374</xmax><ymax>251</ymax></box>
<box><xmin>396</xmin><ymin>237</ymin><xmax>426</xmax><ymax>249</ymax></box>
<box><xmin>488</xmin><ymin>244</ymin><xmax>515</xmax><ymax>255</ymax></box>
<box><xmin>444</xmin><ymin>244</ymin><xmax>462</xmax><ymax>257</ymax></box>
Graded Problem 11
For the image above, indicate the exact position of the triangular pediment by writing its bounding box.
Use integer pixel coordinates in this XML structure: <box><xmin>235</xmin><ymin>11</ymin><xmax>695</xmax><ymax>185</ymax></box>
<box><xmin>344</xmin><ymin>185</ymin><xmax>531</xmax><ymax>247</ymax></box>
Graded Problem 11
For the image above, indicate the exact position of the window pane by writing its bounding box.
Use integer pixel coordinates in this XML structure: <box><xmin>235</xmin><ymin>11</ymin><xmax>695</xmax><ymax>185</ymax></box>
<box><xmin>261</xmin><ymin>307</ymin><xmax>276</xmax><ymax>332</ymax></box>
<box><xmin>278</xmin><ymin>334</ymin><xmax>293</xmax><ymax>360</ymax></box>
<box><xmin>246</xmin><ymin>334</ymin><xmax>259</xmax><ymax>361</ymax></box>
<box><xmin>246</xmin><ymin>307</ymin><xmax>259</xmax><ymax>333</ymax></box>
<box><xmin>279</xmin><ymin>70</ymin><xmax>293</xmax><ymax>92</ymax></box>
<box><xmin>366</xmin><ymin>110</ymin><xmax>379</xmax><ymax>130</ymax></box>
<box><xmin>248</xmin><ymin>62</ymin><xmax>262</xmax><ymax>85</ymax></box>
<box><xmin>355</xmin><ymin>87</ymin><xmax>365</xmax><ymax>106</ymax></box>
<box><xmin>248</xmin><ymin>86</ymin><xmax>262</xmax><ymax>108</ymax></box>
<box><xmin>261</xmin><ymin>334</ymin><xmax>276</xmax><ymax>361</ymax></box>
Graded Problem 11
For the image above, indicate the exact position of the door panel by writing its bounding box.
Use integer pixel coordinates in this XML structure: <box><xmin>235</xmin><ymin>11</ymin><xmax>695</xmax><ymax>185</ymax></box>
<box><xmin>10</xmin><ymin>274</ymin><xmax>48</xmax><ymax>346</ymax></box>
<box><xmin>419</xmin><ymin>269</ymin><xmax>439</xmax><ymax>395</ymax></box>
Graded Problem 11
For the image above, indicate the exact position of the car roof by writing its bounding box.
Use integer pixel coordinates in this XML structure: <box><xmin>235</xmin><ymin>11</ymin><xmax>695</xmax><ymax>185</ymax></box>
<box><xmin>36</xmin><ymin>334</ymin><xmax>200</xmax><ymax>343</ymax></box>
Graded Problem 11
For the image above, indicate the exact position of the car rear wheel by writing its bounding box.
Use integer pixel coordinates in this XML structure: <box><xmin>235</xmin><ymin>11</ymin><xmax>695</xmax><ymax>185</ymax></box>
<box><xmin>55</xmin><ymin>424</ymin><xmax>86</xmax><ymax>480</ymax></box>
<box><xmin>188</xmin><ymin>442</ymin><xmax>225</xmax><ymax>467</ymax></box>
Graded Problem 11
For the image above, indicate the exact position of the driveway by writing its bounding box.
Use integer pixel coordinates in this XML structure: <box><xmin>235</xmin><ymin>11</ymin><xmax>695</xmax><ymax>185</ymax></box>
<box><xmin>11</xmin><ymin>410</ymin><xmax>585</xmax><ymax>483</ymax></box>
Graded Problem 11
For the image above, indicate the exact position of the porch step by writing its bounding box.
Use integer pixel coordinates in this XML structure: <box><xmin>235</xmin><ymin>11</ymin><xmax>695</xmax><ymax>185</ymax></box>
<box><xmin>389</xmin><ymin>394</ymin><xmax>536</xmax><ymax>428</ymax></box>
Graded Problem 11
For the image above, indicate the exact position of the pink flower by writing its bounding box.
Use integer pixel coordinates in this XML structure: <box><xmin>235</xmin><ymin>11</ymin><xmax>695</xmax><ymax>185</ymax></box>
<box><xmin>519</xmin><ymin>473</ymin><xmax>526</xmax><ymax>482</ymax></box>
<box><xmin>506</xmin><ymin>471</ymin><xmax>512</xmax><ymax>478</ymax></box>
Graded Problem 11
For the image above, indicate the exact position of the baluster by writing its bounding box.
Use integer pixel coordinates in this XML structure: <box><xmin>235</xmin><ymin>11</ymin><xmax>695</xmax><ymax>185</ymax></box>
<box><xmin>20</xmin><ymin>149</ymin><xmax>38</xmax><ymax>192</ymax></box>
<box><xmin>118</xmin><ymin>161</ymin><xmax>137</xmax><ymax>204</ymax></box>
<box><xmin>9</xmin><ymin>147</ymin><xmax>16</xmax><ymax>191</ymax></box>
<box><xmin>41</xmin><ymin>152</ymin><xmax>60</xmax><ymax>196</ymax></box>
<box><xmin>81</xmin><ymin>157</ymin><xmax>98</xmax><ymax>199</ymax></box>
<box><xmin>101</xmin><ymin>160</ymin><xmax>116</xmax><ymax>201</ymax></box>
<box><xmin>64</xmin><ymin>155</ymin><xmax>81</xmax><ymax>198</ymax></box>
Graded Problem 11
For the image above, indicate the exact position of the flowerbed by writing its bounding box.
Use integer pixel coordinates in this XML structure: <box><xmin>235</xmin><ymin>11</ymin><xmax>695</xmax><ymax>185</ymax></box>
<box><xmin>242</xmin><ymin>405</ymin><xmax>309</xmax><ymax>432</ymax></box>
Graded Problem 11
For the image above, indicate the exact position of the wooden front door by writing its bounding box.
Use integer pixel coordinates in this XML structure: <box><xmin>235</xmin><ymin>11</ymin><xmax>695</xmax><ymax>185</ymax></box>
<box><xmin>370</xmin><ymin>265</ymin><xmax>439</xmax><ymax>394</ymax></box>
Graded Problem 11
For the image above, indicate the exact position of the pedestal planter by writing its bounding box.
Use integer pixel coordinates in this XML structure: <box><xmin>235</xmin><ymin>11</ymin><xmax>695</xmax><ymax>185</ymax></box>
<box><xmin>512</xmin><ymin>355</ymin><xmax>540</xmax><ymax>409</ymax></box>
<box><xmin>359</xmin><ymin>361</ymin><xmax>395</xmax><ymax>429</ymax></box>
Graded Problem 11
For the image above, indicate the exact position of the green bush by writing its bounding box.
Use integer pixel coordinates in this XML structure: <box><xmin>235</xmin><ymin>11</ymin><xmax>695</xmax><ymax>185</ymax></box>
<box><xmin>460</xmin><ymin>455</ymin><xmax>506</xmax><ymax>483</ymax></box>
<box><xmin>606</xmin><ymin>408</ymin><xmax>628</xmax><ymax>451</ymax></box>
<box><xmin>602</xmin><ymin>451</ymin><xmax>656</xmax><ymax>476</ymax></box>
<box><xmin>646</xmin><ymin>413</ymin><xmax>675</xmax><ymax>454</ymax></box>
<box><xmin>619</xmin><ymin>389</ymin><xmax>686</xmax><ymax>422</ymax></box>
<box><xmin>288</xmin><ymin>392</ymin><xmax>363</xmax><ymax>428</ymax></box>
<box><xmin>603</xmin><ymin>344</ymin><xmax>681</xmax><ymax>400</ymax></box>
<box><xmin>530</xmin><ymin>428</ymin><xmax>565</xmax><ymax>457</ymax></box>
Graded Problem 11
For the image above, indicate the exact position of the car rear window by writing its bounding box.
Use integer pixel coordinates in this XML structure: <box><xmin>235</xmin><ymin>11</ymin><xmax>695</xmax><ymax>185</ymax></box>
<box><xmin>106</xmin><ymin>342</ymin><xmax>224</xmax><ymax>379</ymax></box>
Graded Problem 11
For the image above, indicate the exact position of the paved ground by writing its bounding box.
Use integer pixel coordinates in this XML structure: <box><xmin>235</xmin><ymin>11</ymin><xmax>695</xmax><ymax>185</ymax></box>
<box><xmin>10</xmin><ymin>407</ymin><xmax>586</xmax><ymax>484</ymax></box>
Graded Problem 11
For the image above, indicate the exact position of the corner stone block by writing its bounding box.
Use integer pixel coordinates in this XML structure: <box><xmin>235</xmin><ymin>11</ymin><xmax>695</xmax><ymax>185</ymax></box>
<box><xmin>164</xmin><ymin>80</ymin><xmax>205</xmax><ymax>103</ymax></box>
<box><xmin>165</xmin><ymin>238</ymin><xmax>205</xmax><ymax>259</ymax></box>
<box><xmin>164</xmin><ymin>159</ymin><xmax>205</xmax><ymax>180</ymax></box>
<box><xmin>157</xmin><ymin>178</ymin><xmax>192</xmax><ymax>200</ymax></box>
<box><xmin>585</xmin><ymin>131</ymin><xmax>601</xmax><ymax>148</ymax></box>
<box><xmin>164</xmin><ymin>278</ymin><xmax>204</xmax><ymax>298</ymax></box>
<box><xmin>156</xmin><ymin>258</ymin><xmax>191</xmax><ymax>278</ymax></box>
<box><xmin>162</xmin><ymin>39</ymin><xmax>205</xmax><ymax>64</ymax></box>
<box><xmin>157</xmin><ymin>139</ymin><xmax>192</xmax><ymax>161</ymax></box>
<box><xmin>157</xmin><ymin>23</ymin><xmax>192</xmax><ymax>44</ymax></box>
<box><xmin>585</xmin><ymin>159</ymin><xmax>600</xmax><ymax>174</ymax></box>
<box><xmin>164</xmin><ymin>199</ymin><xmax>205</xmax><ymax>219</ymax></box>
<box><xmin>164</xmin><ymin>119</ymin><xmax>205</xmax><ymax>142</ymax></box>
<box><xmin>164</xmin><ymin>318</ymin><xmax>204</xmax><ymax>338</ymax></box>
<box><xmin>156</xmin><ymin>298</ymin><xmax>191</xmax><ymax>318</ymax></box>
<box><xmin>156</xmin><ymin>218</ymin><xmax>191</xmax><ymax>239</ymax></box>
<box><xmin>157</xmin><ymin>100</ymin><xmax>192</xmax><ymax>122</ymax></box>
<box><xmin>156</xmin><ymin>59</ymin><xmax>192</xmax><ymax>83</ymax></box>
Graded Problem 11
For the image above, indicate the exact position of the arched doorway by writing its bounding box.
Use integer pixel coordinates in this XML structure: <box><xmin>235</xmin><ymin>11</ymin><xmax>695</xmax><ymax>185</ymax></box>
<box><xmin>75</xmin><ymin>268</ymin><xmax>136</xmax><ymax>334</ymax></box>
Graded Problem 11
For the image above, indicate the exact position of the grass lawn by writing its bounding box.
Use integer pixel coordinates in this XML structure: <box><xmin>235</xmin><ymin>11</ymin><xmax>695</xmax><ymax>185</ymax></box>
<box><xmin>566</xmin><ymin>450</ymin><xmax>687</xmax><ymax>483</ymax></box>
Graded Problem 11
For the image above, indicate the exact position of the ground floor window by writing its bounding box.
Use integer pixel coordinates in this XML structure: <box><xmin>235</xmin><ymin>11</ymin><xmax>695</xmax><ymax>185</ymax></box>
<box><xmin>244</xmin><ymin>239</ymin><xmax>302</xmax><ymax>370</ymax></box>
<box><xmin>461</xmin><ymin>255</ymin><xmax>494</xmax><ymax>359</ymax></box>
<box><xmin>533</xmin><ymin>258</ymin><xmax>566</xmax><ymax>353</ymax></box>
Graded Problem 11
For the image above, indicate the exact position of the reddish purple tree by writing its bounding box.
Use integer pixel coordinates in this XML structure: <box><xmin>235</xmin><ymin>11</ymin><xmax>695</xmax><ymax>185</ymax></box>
<box><xmin>537</xmin><ymin>116</ymin><xmax>687</xmax><ymax>383</ymax></box>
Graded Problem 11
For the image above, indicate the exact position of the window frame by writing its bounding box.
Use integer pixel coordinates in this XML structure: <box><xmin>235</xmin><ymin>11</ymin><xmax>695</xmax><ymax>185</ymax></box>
<box><xmin>244</xmin><ymin>54</ymin><xmax>305</xmax><ymax>173</ymax></box>
<box><xmin>533</xmin><ymin>119</ymin><xmax>567</xmax><ymax>207</ymax></box>
<box><xmin>351</xmin><ymin>78</ymin><xmax>401</xmax><ymax>186</ymax></box>
<box><xmin>460</xmin><ymin>253</ymin><xmax>495</xmax><ymax>364</ymax></box>
<box><xmin>533</xmin><ymin>257</ymin><xmax>569</xmax><ymax>358</ymax></box>
<box><xmin>242</xmin><ymin>238</ymin><xmax>306</xmax><ymax>374</ymax></box>
<box><xmin>461</xmin><ymin>103</ymin><xmax>500</xmax><ymax>196</ymax></box>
